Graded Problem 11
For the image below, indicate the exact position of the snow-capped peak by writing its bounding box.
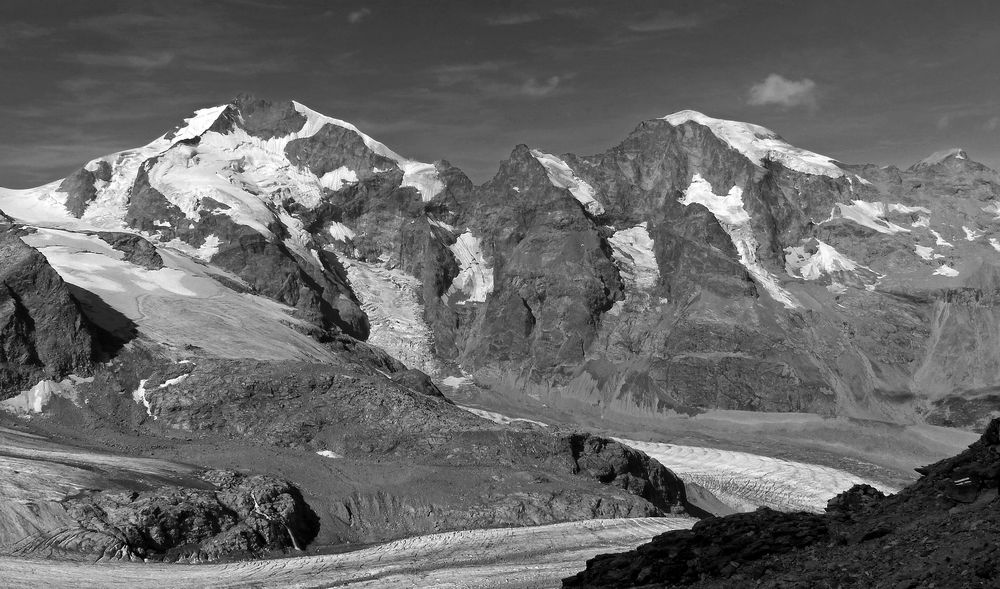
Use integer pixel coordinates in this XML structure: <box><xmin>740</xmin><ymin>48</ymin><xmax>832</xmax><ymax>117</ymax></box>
<box><xmin>661</xmin><ymin>110</ymin><xmax>853</xmax><ymax>180</ymax></box>
<box><xmin>168</xmin><ymin>104</ymin><xmax>230</xmax><ymax>145</ymax></box>
<box><xmin>912</xmin><ymin>148</ymin><xmax>968</xmax><ymax>169</ymax></box>
<box><xmin>291</xmin><ymin>101</ymin><xmax>444</xmax><ymax>200</ymax></box>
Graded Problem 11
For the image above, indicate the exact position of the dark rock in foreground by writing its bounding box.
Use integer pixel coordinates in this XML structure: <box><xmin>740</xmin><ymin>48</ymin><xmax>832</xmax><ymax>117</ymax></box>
<box><xmin>564</xmin><ymin>418</ymin><xmax>1000</xmax><ymax>588</ymax></box>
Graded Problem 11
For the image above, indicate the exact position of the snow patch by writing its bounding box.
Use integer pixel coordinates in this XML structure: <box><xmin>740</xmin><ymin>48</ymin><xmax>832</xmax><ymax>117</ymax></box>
<box><xmin>931</xmin><ymin>230</ymin><xmax>954</xmax><ymax>248</ymax></box>
<box><xmin>983</xmin><ymin>202</ymin><xmax>1000</xmax><ymax>220</ymax></box>
<box><xmin>328</xmin><ymin>221</ymin><xmax>355</xmax><ymax>242</ymax></box>
<box><xmin>446</xmin><ymin>231</ymin><xmax>494</xmax><ymax>304</ymax></box>
<box><xmin>933</xmin><ymin>264</ymin><xmax>959</xmax><ymax>277</ymax></box>
<box><xmin>661</xmin><ymin>110</ymin><xmax>859</xmax><ymax>181</ymax></box>
<box><xmin>158</xmin><ymin>374</ymin><xmax>189</xmax><ymax>389</ymax></box>
<box><xmin>319</xmin><ymin>166</ymin><xmax>358</xmax><ymax>191</ymax></box>
<box><xmin>131</xmin><ymin>379</ymin><xmax>155</xmax><ymax>418</ymax></box>
<box><xmin>316</xmin><ymin>450</ymin><xmax>342</xmax><ymax>459</ymax></box>
<box><xmin>197</xmin><ymin>235</ymin><xmax>221</xmax><ymax>261</ymax></box>
<box><xmin>458</xmin><ymin>406</ymin><xmax>548</xmax><ymax>428</ymax></box>
<box><xmin>529</xmin><ymin>149</ymin><xmax>605</xmax><ymax>215</ymax></box>
<box><xmin>915</xmin><ymin>245</ymin><xmax>943</xmax><ymax>261</ymax></box>
<box><xmin>784</xmin><ymin>240</ymin><xmax>861</xmax><ymax>280</ymax></box>
<box><xmin>963</xmin><ymin>226</ymin><xmax>983</xmax><ymax>241</ymax></box>
<box><xmin>607</xmin><ymin>223</ymin><xmax>659</xmax><ymax>290</ymax></box>
<box><xmin>991</xmin><ymin>238</ymin><xmax>1000</xmax><ymax>253</ymax></box>
<box><xmin>441</xmin><ymin>375</ymin><xmax>472</xmax><ymax>388</ymax></box>
<box><xmin>679</xmin><ymin>174</ymin><xmax>797</xmax><ymax>309</ymax></box>
<box><xmin>835</xmin><ymin>201</ymin><xmax>910</xmax><ymax>234</ymax></box>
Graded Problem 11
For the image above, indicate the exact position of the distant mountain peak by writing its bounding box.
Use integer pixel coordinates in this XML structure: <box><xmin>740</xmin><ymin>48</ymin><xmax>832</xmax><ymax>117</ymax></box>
<box><xmin>659</xmin><ymin>109</ymin><xmax>857</xmax><ymax>181</ymax></box>
<box><xmin>911</xmin><ymin>147</ymin><xmax>969</xmax><ymax>169</ymax></box>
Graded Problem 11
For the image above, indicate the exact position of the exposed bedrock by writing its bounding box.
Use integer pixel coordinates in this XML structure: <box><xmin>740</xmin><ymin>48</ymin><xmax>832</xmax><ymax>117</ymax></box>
<box><xmin>0</xmin><ymin>227</ymin><xmax>97</xmax><ymax>395</ymax></box>
<box><xmin>11</xmin><ymin>470</ymin><xmax>318</xmax><ymax>563</ymax></box>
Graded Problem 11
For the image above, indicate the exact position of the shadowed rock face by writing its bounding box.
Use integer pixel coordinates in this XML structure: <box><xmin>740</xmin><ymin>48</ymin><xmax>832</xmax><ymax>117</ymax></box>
<box><xmin>564</xmin><ymin>417</ymin><xmax>1000</xmax><ymax>588</ymax></box>
<box><xmin>0</xmin><ymin>227</ymin><xmax>96</xmax><ymax>395</ymax></box>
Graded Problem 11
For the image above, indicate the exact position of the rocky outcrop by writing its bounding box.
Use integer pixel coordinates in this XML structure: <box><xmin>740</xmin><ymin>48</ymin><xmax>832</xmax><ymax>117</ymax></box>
<box><xmin>0</xmin><ymin>228</ymin><xmax>95</xmax><ymax>395</ymax></box>
<box><xmin>13</xmin><ymin>470</ymin><xmax>318</xmax><ymax>562</ymax></box>
<box><xmin>57</xmin><ymin>160</ymin><xmax>112</xmax><ymax>217</ymax></box>
<box><xmin>95</xmin><ymin>232</ymin><xmax>164</xmax><ymax>270</ymax></box>
<box><xmin>564</xmin><ymin>417</ymin><xmax>1000</xmax><ymax>588</ymax></box>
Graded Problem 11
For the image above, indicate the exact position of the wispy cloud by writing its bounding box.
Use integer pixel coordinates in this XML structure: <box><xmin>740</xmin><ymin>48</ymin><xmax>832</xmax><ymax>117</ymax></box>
<box><xmin>487</xmin><ymin>12</ymin><xmax>543</xmax><ymax>26</ymax></box>
<box><xmin>986</xmin><ymin>116</ymin><xmax>999</xmax><ymax>131</ymax></box>
<box><xmin>347</xmin><ymin>7</ymin><xmax>372</xmax><ymax>24</ymax></box>
<box><xmin>0</xmin><ymin>21</ymin><xmax>52</xmax><ymax>47</ymax></box>
<box><xmin>74</xmin><ymin>51</ymin><xmax>176</xmax><ymax>70</ymax></box>
<box><xmin>426</xmin><ymin>62</ymin><xmax>568</xmax><ymax>99</ymax></box>
<box><xmin>748</xmin><ymin>74</ymin><xmax>819</xmax><ymax>109</ymax></box>
<box><xmin>519</xmin><ymin>76</ymin><xmax>563</xmax><ymax>97</ymax></box>
<box><xmin>627</xmin><ymin>11</ymin><xmax>704</xmax><ymax>32</ymax></box>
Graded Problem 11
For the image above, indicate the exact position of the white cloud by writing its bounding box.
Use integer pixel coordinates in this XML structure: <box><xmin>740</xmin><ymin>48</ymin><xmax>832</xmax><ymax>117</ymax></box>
<box><xmin>748</xmin><ymin>74</ymin><xmax>818</xmax><ymax>109</ymax></box>
<box><xmin>347</xmin><ymin>7</ymin><xmax>371</xmax><ymax>24</ymax></box>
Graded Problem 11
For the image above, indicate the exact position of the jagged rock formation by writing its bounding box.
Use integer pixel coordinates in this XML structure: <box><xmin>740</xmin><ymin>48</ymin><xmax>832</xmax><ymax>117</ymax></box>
<box><xmin>564</xmin><ymin>417</ymin><xmax>1000</xmax><ymax>588</ymax></box>
<box><xmin>0</xmin><ymin>225</ymin><xmax>96</xmax><ymax>394</ymax></box>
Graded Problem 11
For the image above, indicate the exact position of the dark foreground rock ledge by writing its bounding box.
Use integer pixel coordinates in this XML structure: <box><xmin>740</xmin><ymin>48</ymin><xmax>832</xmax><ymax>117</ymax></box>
<box><xmin>564</xmin><ymin>417</ymin><xmax>1000</xmax><ymax>588</ymax></box>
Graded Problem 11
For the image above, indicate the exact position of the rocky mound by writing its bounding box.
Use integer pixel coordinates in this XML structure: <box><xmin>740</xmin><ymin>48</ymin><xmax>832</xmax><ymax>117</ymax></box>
<box><xmin>10</xmin><ymin>470</ymin><xmax>317</xmax><ymax>563</ymax></box>
<box><xmin>564</xmin><ymin>418</ymin><xmax>1000</xmax><ymax>588</ymax></box>
<box><xmin>0</xmin><ymin>226</ymin><xmax>96</xmax><ymax>394</ymax></box>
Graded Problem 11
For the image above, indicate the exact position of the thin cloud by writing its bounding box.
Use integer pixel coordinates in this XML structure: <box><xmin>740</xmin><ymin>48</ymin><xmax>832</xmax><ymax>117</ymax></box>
<box><xmin>347</xmin><ymin>7</ymin><xmax>372</xmax><ymax>24</ymax></box>
<box><xmin>0</xmin><ymin>21</ymin><xmax>52</xmax><ymax>46</ymax></box>
<box><xmin>748</xmin><ymin>74</ymin><xmax>818</xmax><ymax>109</ymax></box>
<box><xmin>74</xmin><ymin>51</ymin><xmax>176</xmax><ymax>70</ymax></box>
<box><xmin>487</xmin><ymin>12</ymin><xmax>543</xmax><ymax>26</ymax></box>
<box><xmin>937</xmin><ymin>114</ymin><xmax>951</xmax><ymax>130</ymax></box>
<box><xmin>986</xmin><ymin>117</ymin><xmax>999</xmax><ymax>131</ymax></box>
<box><xmin>520</xmin><ymin>76</ymin><xmax>562</xmax><ymax>97</ymax></box>
<box><xmin>627</xmin><ymin>11</ymin><xmax>703</xmax><ymax>32</ymax></box>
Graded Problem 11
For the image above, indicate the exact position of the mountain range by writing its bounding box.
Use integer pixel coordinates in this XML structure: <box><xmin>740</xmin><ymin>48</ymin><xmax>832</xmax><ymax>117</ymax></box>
<box><xmin>0</xmin><ymin>94</ymin><xmax>996</xmax><ymax>582</ymax></box>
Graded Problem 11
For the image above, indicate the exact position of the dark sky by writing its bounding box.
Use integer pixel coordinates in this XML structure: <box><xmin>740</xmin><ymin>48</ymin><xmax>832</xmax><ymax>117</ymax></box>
<box><xmin>2</xmin><ymin>0</ymin><xmax>999</xmax><ymax>187</ymax></box>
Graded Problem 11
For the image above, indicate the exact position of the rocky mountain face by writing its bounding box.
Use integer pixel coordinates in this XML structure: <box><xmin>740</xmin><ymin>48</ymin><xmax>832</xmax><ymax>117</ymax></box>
<box><xmin>0</xmin><ymin>223</ymin><xmax>97</xmax><ymax>392</ymax></box>
<box><xmin>4</xmin><ymin>96</ymin><xmax>999</xmax><ymax>430</ymax></box>
<box><xmin>563</xmin><ymin>417</ymin><xmax>1000</xmax><ymax>588</ymax></box>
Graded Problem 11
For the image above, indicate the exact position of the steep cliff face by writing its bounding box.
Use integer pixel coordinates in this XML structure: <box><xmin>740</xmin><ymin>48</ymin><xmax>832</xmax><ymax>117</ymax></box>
<box><xmin>0</xmin><ymin>225</ymin><xmax>96</xmax><ymax>394</ymax></box>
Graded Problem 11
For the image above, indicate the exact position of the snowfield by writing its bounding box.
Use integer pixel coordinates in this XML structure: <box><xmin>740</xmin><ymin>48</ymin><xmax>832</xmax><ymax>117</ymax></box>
<box><xmin>680</xmin><ymin>174</ymin><xmax>798</xmax><ymax>308</ymax></box>
<box><xmin>530</xmin><ymin>149</ymin><xmax>605</xmax><ymax>215</ymax></box>
<box><xmin>19</xmin><ymin>228</ymin><xmax>336</xmax><ymax>362</ymax></box>
<box><xmin>662</xmin><ymin>110</ymin><xmax>861</xmax><ymax>181</ymax></box>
